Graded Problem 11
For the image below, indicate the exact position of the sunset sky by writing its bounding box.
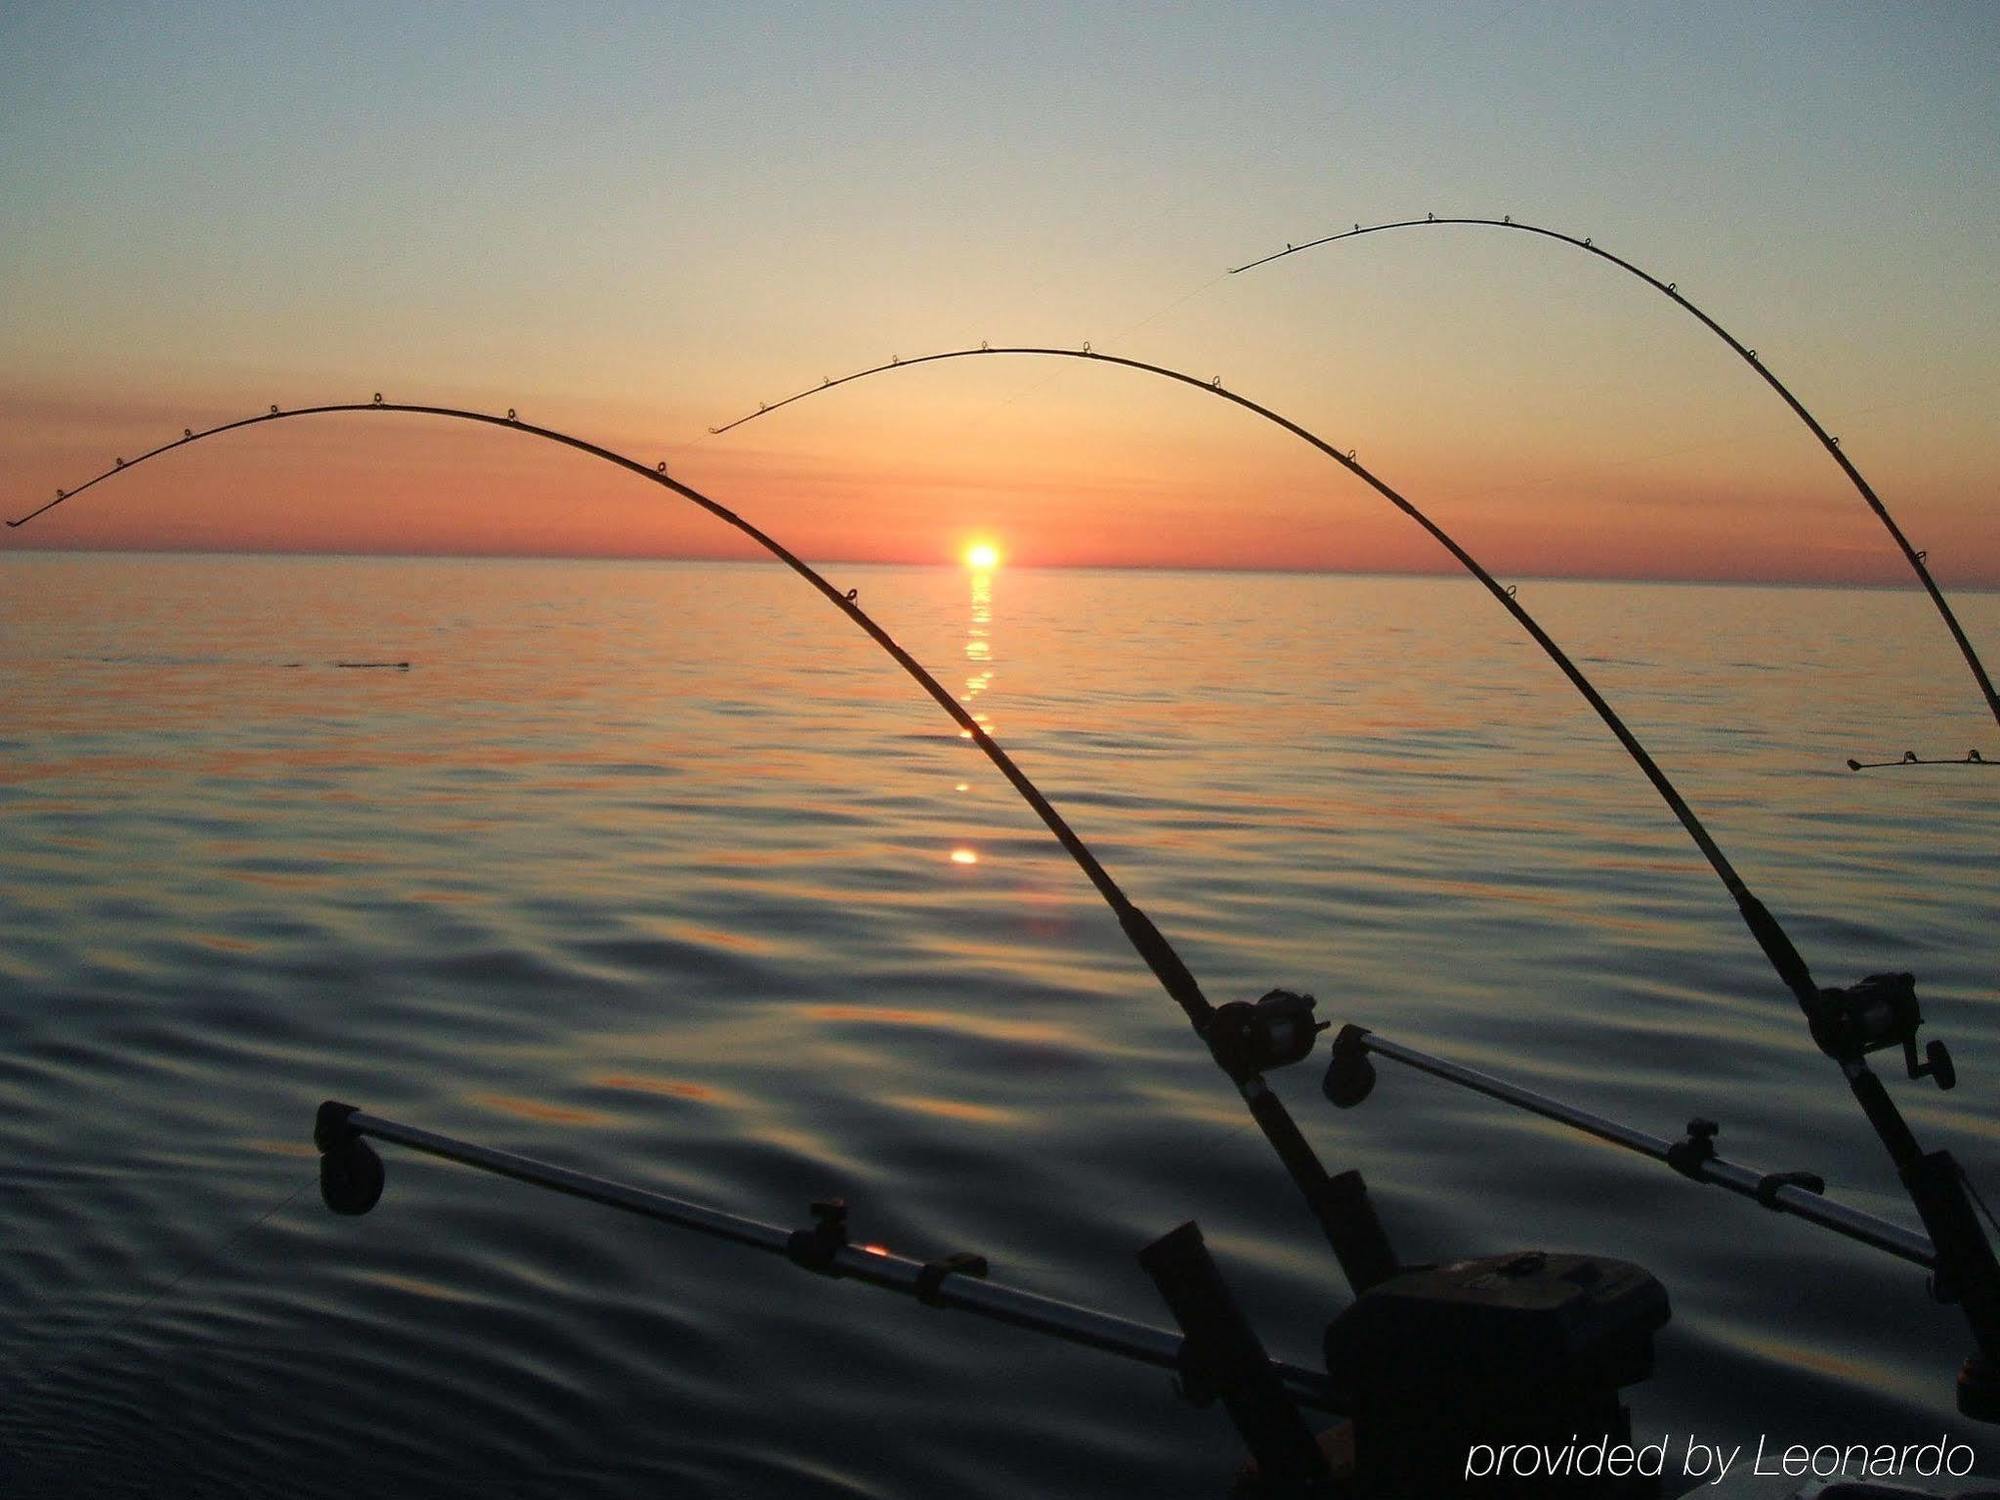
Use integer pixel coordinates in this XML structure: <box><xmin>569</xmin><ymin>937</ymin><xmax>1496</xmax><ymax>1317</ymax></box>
<box><xmin>2</xmin><ymin>2</ymin><xmax>1996</xmax><ymax>584</ymax></box>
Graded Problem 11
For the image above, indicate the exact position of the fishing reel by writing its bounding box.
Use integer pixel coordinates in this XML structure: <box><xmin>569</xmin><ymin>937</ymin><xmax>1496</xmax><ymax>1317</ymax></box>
<box><xmin>314</xmin><ymin>1101</ymin><xmax>386</xmax><ymax>1216</ymax></box>
<box><xmin>1204</xmin><ymin>989</ymin><xmax>1329</xmax><ymax>1080</ymax></box>
<box><xmin>1808</xmin><ymin>972</ymin><xmax>1955</xmax><ymax>1089</ymax></box>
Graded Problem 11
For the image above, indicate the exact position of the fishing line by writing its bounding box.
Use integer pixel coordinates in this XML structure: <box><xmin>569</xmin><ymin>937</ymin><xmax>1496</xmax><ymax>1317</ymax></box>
<box><xmin>965</xmin><ymin>270</ymin><xmax>1232</xmax><ymax>426</ymax></box>
<box><xmin>15</xmin><ymin>399</ymin><xmax>1429</xmax><ymax>1289</ymax></box>
<box><xmin>1111</xmin><ymin>269</ymin><xmax>1232</xmax><ymax>344</ymax></box>
<box><xmin>704</xmin><ymin>345</ymin><xmax>1824</xmax><ymax>1005</ymax></box>
<box><xmin>926</xmin><ymin>268</ymin><xmax>1235</xmax><ymax>446</ymax></box>
<box><xmin>10</xmin><ymin>401</ymin><xmax>1298</xmax><ymax>1189</ymax></box>
<box><xmin>16</xmin><ymin>383</ymin><xmax>1987</xmax><ymax>1309</ymax></box>
<box><xmin>1227</xmin><ymin>214</ymin><xmax>2000</xmax><ymax>746</ymax></box>
<box><xmin>699</xmin><ymin>342</ymin><xmax>2000</xmax><ymax>1308</ymax></box>
<box><xmin>0</xmin><ymin>1176</ymin><xmax>310</xmax><ymax>1413</ymax></box>
<box><xmin>9</xmin><ymin>399</ymin><xmax>1208</xmax><ymax>1017</ymax></box>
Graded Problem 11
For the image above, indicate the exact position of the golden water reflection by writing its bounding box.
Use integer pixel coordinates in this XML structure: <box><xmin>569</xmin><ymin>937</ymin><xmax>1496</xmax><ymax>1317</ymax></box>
<box><xmin>885</xmin><ymin>1094</ymin><xmax>1023</xmax><ymax>1127</ymax></box>
<box><xmin>801</xmin><ymin>1004</ymin><xmax>1074</xmax><ymax>1047</ymax></box>
<box><xmin>953</xmin><ymin>565</ymin><xmax>996</xmax><ymax>855</ymax></box>
<box><xmin>469</xmin><ymin>1091</ymin><xmax>608</xmax><ymax>1126</ymax></box>
<box><xmin>591</xmin><ymin>1073</ymin><xmax>742</xmax><ymax>1108</ymax></box>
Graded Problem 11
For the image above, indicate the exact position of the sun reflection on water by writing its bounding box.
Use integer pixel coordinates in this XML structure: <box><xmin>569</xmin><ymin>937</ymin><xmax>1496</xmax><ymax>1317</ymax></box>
<box><xmin>949</xmin><ymin>560</ymin><xmax>999</xmax><ymax>862</ymax></box>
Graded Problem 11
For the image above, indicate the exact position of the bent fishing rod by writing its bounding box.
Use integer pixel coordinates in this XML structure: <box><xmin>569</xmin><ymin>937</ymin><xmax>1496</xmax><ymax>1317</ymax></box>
<box><xmin>706</xmin><ymin>343</ymin><xmax>2000</xmax><ymax>1398</ymax></box>
<box><xmin>1230</xmin><ymin>213</ymin><xmax>2000</xmax><ymax>762</ymax></box>
<box><xmin>5</xmin><ymin>395</ymin><xmax>1396</xmax><ymax>1301</ymax></box>
<box><xmin>17</xmin><ymin>380</ymin><xmax>1998</xmax><ymax>1413</ymax></box>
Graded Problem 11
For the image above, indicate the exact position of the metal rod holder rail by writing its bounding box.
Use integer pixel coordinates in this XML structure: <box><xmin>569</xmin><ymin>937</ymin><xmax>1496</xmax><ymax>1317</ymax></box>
<box><xmin>314</xmin><ymin>1105</ymin><xmax>1340</xmax><ymax>1414</ymax></box>
<box><xmin>1325</xmin><ymin>1029</ymin><xmax>1938</xmax><ymax>1270</ymax></box>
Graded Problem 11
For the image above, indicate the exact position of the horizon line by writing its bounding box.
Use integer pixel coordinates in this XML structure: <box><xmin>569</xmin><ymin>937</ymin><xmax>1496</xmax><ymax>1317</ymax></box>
<box><xmin>4</xmin><ymin>543</ymin><xmax>1995</xmax><ymax>594</ymax></box>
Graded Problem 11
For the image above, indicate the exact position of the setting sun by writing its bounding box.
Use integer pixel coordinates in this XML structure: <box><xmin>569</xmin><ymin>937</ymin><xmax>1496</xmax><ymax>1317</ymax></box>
<box><xmin>963</xmin><ymin>541</ymin><xmax>1001</xmax><ymax>570</ymax></box>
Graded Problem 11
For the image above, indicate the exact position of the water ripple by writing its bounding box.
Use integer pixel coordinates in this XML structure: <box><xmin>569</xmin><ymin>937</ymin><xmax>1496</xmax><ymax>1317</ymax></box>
<box><xmin>1</xmin><ymin>555</ymin><xmax>1994</xmax><ymax>1494</ymax></box>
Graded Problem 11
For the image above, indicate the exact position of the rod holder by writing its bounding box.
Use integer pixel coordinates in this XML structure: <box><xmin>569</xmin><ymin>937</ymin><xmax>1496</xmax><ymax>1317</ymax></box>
<box><xmin>1329</xmin><ymin>1030</ymin><xmax>1937</xmax><ymax>1267</ymax></box>
<box><xmin>309</xmin><ymin>1103</ymin><xmax>1342</xmax><ymax>1420</ymax></box>
<box><xmin>1139</xmin><ymin>1221</ymin><xmax>1335</xmax><ymax>1496</ymax></box>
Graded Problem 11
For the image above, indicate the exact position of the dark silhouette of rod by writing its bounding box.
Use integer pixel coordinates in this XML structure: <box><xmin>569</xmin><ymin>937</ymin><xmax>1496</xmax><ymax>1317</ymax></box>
<box><xmin>709</xmin><ymin>345</ymin><xmax>1831</xmax><ymax>1008</ymax></box>
<box><xmin>703</xmin><ymin>345</ymin><xmax>2000</xmax><ymax>1304</ymax></box>
<box><xmin>7</xmin><ymin>399</ymin><xmax>1214</xmax><ymax>1027</ymax></box>
<box><xmin>1229</xmin><ymin>215</ymin><xmax>2000</xmax><ymax>739</ymax></box>
<box><xmin>15</xmin><ymin>382</ymin><xmax>1979</xmax><ymax>1296</ymax></box>
<box><xmin>1848</xmin><ymin>750</ymin><xmax>1990</xmax><ymax>772</ymax></box>
<box><xmin>12</xmin><ymin>399</ymin><xmax>1420</xmax><ymax>1288</ymax></box>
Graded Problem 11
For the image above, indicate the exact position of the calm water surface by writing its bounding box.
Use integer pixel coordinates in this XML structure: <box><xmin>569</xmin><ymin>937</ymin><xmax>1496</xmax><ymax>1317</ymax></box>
<box><xmin>1</xmin><ymin>553</ymin><xmax>1996</xmax><ymax>1496</ymax></box>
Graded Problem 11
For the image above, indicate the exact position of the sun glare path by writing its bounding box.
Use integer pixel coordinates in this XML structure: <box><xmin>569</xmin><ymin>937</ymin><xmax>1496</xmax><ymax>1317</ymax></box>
<box><xmin>963</xmin><ymin>541</ymin><xmax>1001</xmax><ymax>570</ymax></box>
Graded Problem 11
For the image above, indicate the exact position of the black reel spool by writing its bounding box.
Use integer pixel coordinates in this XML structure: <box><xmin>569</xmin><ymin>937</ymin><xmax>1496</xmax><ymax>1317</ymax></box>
<box><xmin>1809</xmin><ymin>972</ymin><xmax>1955</xmax><ymax>1088</ymax></box>
<box><xmin>1205</xmin><ymin>989</ymin><xmax>1328</xmax><ymax>1079</ymax></box>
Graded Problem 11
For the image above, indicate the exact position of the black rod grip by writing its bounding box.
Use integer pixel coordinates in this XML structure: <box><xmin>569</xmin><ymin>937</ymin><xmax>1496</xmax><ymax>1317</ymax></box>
<box><xmin>1139</xmin><ymin>1221</ymin><xmax>1334</xmax><ymax>1492</ymax></box>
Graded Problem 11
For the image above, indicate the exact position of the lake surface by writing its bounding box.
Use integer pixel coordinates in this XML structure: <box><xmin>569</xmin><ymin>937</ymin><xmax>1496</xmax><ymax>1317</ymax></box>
<box><xmin>1</xmin><ymin>552</ymin><xmax>1996</xmax><ymax>1496</ymax></box>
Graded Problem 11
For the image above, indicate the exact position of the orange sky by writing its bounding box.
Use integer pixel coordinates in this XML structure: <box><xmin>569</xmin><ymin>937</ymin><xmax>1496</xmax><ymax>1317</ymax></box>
<box><xmin>3</xmin><ymin>7</ymin><xmax>1996</xmax><ymax>588</ymax></box>
<box><xmin>5</xmin><ymin>356</ymin><xmax>1991</xmax><ymax>588</ymax></box>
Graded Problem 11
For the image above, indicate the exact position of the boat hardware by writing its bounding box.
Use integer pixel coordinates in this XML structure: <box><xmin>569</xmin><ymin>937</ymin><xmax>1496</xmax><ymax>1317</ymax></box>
<box><xmin>697</xmin><ymin>344</ymin><xmax>1910</xmax><ymax>1018</ymax></box>
<box><xmin>1139</xmin><ymin>1220</ymin><xmax>1337</xmax><ymax>1494</ymax></box>
<box><xmin>1323</xmin><ymin>1025</ymin><xmax>1936</xmax><ymax>1269</ymax></box>
<box><xmin>1327</xmin><ymin>1024</ymin><xmax>2000</xmax><ymax>1425</ymax></box>
<box><xmin>8</xmin><ymin>396</ymin><xmax>1388</xmax><ymax>1301</ymax></box>
<box><xmin>316</xmin><ymin>1102</ymin><xmax>1682</xmax><ymax>1496</ymax></box>
<box><xmin>310</xmin><ymin>1103</ymin><xmax>1341</xmax><ymax>1417</ymax></box>
<box><xmin>1848</xmin><ymin>751</ymin><xmax>1991</xmax><ymax>772</ymax></box>
<box><xmin>22</xmin><ymin>374</ymin><xmax>1999</xmax><ymax>1461</ymax></box>
<box><xmin>1807</xmin><ymin>972</ymin><xmax>1956</xmax><ymax>1090</ymax></box>
<box><xmin>1322</xmin><ymin>1247</ymin><xmax>1667</xmax><ymax>1498</ymax></box>
<box><xmin>1227</xmin><ymin>212</ymin><xmax>2000</xmax><ymax>754</ymax></box>
<box><xmin>702</xmin><ymin>346</ymin><xmax>2000</xmax><ymax>1423</ymax></box>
